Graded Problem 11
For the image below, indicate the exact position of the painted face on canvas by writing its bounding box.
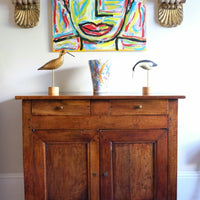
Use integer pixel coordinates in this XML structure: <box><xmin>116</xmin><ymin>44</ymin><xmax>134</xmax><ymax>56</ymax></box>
<box><xmin>67</xmin><ymin>0</ymin><xmax>129</xmax><ymax>42</ymax></box>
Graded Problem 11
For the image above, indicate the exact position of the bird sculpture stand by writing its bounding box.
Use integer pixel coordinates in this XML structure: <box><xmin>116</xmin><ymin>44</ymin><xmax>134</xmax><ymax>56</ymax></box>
<box><xmin>48</xmin><ymin>69</ymin><xmax>59</xmax><ymax>96</ymax></box>
<box><xmin>38</xmin><ymin>50</ymin><xmax>75</xmax><ymax>96</ymax></box>
<box><xmin>132</xmin><ymin>60</ymin><xmax>157</xmax><ymax>96</ymax></box>
<box><xmin>143</xmin><ymin>70</ymin><xmax>151</xmax><ymax>96</ymax></box>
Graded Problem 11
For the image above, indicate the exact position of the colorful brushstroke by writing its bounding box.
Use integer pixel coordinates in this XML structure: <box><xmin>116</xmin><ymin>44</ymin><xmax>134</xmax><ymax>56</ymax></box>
<box><xmin>89</xmin><ymin>59</ymin><xmax>111</xmax><ymax>93</ymax></box>
<box><xmin>52</xmin><ymin>0</ymin><xmax>146</xmax><ymax>51</ymax></box>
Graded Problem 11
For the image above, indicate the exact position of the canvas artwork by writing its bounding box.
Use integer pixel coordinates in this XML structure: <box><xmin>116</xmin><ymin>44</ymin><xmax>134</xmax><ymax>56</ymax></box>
<box><xmin>52</xmin><ymin>0</ymin><xmax>146</xmax><ymax>51</ymax></box>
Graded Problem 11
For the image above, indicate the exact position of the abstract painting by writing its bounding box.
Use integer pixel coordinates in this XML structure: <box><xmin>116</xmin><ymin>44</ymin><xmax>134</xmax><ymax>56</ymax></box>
<box><xmin>52</xmin><ymin>0</ymin><xmax>146</xmax><ymax>51</ymax></box>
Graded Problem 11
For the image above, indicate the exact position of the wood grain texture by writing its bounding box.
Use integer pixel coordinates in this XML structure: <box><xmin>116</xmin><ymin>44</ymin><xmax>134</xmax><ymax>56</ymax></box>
<box><xmin>168</xmin><ymin>100</ymin><xmax>178</xmax><ymax>200</ymax></box>
<box><xmin>90</xmin><ymin>100</ymin><xmax>110</xmax><ymax>115</ymax></box>
<box><xmin>129</xmin><ymin>143</ymin><xmax>154</xmax><ymax>200</ymax></box>
<box><xmin>31</xmin><ymin>115</ymin><xmax>168</xmax><ymax>130</ymax></box>
<box><xmin>154</xmin><ymin>130</ymin><xmax>168</xmax><ymax>199</ymax></box>
<box><xmin>46</xmin><ymin>144</ymin><xmax>88</xmax><ymax>200</ymax></box>
<box><xmin>101</xmin><ymin>130</ymin><xmax>168</xmax><ymax>200</ymax></box>
<box><xmin>22</xmin><ymin>100</ymin><xmax>34</xmax><ymax>200</ymax></box>
<box><xmin>17</xmin><ymin>95</ymin><xmax>184</xmax><ymax>200</ymax></box>
<box><xmin>113</xmin><ymin>144</ymin><xmax>131</xmax><ymax>200</ymax></box>
<box><xmin>32</xmin><ymin>130</ymin><xmax>97</xmax><ymax>200</ymax></box>
<box><xmin>32</xmin><ymin>100</ymin><xmax>90</xmax><ymax>115</ymax></box>
<box><xmin>89</xmin><ymin>134</ymin><xmax>100</xmax><ymax>200</ymax></box>
<box><xmin>33</xmin><ymin>133</ymin><xmax>47</xmax><ymax>200</ymax></box>
<box><xmin>111</xmin><ymin>99</ymin><xmax>168</xmax><ymax>115</ymax></box>
<box><xmin>100</xmin><ymin>133</ymin><xmax>113</xmax><ymax>200</ymax></box>
<box><xmin>15</xmin><ymin>93</ymin><xmax>185</xmax><ymax>100</ymax></box>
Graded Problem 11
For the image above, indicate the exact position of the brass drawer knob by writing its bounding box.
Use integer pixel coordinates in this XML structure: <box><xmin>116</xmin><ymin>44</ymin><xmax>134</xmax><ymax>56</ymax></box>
<box><xmin>135</xmin><ymin>105</ymin><xmax>143</xmax><ymax>109</ymax></box>
<box><xmin>56</xmin><ymin>106</ymin><xmax>64</xmax><ymax>110</ymax></box>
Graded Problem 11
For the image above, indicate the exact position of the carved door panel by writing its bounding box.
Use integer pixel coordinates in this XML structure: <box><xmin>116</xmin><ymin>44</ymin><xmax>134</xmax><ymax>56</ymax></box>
<box><xmin>32</xmin><ymin>129</ymin><xmax>99</xmax><ymax>200</ymax></box>
<box><xmin>100</xmin><ymin>129</ymin><xmax>168</xmax><ymax>200</ymax></box>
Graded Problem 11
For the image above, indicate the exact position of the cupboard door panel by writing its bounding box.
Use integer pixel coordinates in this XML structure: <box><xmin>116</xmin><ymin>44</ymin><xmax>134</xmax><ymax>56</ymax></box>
<box><xmin>33</xmin><ymin>130</ymin><xmax>98</xmax><ymax>200</ymax></box>
<box><xmin>113</xmin><ymin>144</ymin><xmax>131</xmax><ymax>200</ymax></box>
<box><xmin>100</xmin><ymin>130</ymin><xmax>168</xmax><ymax>200</ymax></box>
<box><xmin>46</xmin><ymin>144</ymin><xmax>88</xmax><ymax>200</ymax></box>
<box><xmin>113</xmin><ymin>143</ymin><xmax>154</xmax><ymax>200</ymax></box>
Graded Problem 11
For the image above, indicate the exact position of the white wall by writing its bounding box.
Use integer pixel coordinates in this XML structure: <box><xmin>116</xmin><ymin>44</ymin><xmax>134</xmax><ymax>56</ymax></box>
<box><xmin>0</xmin><ymin>0</ymin><xmax>200</xmax><ymax>199</ymax></box>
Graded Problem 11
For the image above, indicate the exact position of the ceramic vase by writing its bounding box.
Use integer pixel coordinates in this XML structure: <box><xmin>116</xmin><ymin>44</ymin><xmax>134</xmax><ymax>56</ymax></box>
<box><xmin>89</xmin><ymin>59</ymin><xmax>111</xmax><ymax>94</ymax></box>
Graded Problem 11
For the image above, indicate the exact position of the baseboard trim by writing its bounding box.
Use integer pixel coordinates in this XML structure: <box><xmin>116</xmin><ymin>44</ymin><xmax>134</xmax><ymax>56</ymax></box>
<box><xmin>177</xmin><ymin>171</ymin><xmax>200</xmax><ymax>200</ymax></box>
<box><xmin>0</xmin><ymin>171</ymin><xmax>200</xmax><ymax>200</ymax></box>
<box><xmin>178</xmin><ymin>170</ymin><xmax>200</xmax><ymax>178</ymax></box>
<box><xmin>0</xmin><ymin>173</ymin><xmax>24</xmax><ymax>200</ymax></box>
<box><xmin>0</xmin><ymin>173</ymin><xmax>24</xmax><ymax>179</ymax></box>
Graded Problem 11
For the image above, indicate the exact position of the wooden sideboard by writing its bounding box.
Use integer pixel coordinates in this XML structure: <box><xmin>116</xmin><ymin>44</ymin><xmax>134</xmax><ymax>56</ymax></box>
<box><xmin>16</xmin><ymin>94</ymin><xmax>185</xmax><ymax>200</ymax></box>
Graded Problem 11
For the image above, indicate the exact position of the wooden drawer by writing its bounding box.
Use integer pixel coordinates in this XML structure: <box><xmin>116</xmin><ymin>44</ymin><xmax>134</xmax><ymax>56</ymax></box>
<box><xmin>110</xmin><ymin>100</ymin><xmax>168</xmax><ymax>115</ymax></box>
<box><xmin>32</xmin><ymin>100</ymin><xmax>90</xmax><ymax>115</ymax></box>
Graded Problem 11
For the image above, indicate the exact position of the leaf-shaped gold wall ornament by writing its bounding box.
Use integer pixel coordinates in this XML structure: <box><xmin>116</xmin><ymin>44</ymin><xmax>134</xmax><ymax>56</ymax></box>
<box><xmin>13</xmin><ymin>0</ymin><xmax>40</xmax><ymax>28</ymax></box>
<box><xmin>158</xmin><ymin>0</ymin><xmax>186</xmax><ymax>27</ymax></box>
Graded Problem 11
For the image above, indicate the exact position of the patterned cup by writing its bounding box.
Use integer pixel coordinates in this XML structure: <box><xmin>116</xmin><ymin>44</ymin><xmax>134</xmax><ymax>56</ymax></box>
<box><xmin>89</xmin><ymin>59</ymin><xmax>111</xmax><ymax>94</ymax></box>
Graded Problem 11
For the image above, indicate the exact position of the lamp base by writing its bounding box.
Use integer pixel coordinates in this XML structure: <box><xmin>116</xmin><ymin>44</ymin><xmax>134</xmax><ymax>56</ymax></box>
<box><xmin>142</xmin><ymin>87</ymin><xmax>151</xmax><ymax>96</ymax></box>
<box><xmin>48</xmin><ymin>87</ymin><xmax>59</xmax><ymax>96</ymax></box>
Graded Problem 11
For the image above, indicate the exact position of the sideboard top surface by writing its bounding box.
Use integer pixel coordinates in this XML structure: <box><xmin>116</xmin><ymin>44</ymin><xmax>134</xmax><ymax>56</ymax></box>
<box><xmin>15</xmin><ymin>92</ymin><xmax>185</xmax><ymax>100</ymax></box>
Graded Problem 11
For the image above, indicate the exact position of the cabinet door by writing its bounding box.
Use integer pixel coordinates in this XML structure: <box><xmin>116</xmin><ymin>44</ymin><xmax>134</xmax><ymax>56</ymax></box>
<box><xmin>100</xmin><ymin>129</ymin><xmax>168</xmax><ymax>200</ymax></box>
<box><xmin>32</xmin><ymin>129</ymin><xmax>99</xmax><ymax>200</ymax></box>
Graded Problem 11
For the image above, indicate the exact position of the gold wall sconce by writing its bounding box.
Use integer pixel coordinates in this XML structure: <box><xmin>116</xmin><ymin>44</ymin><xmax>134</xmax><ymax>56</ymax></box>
<box><xmin>158</xmin><ymin>0</ymin><xmax>186</xmax><ymax>27</ymax></box>
<box><xmin>12</xmin><ymin>0</ymin><xmax>40</xmax><ymax>28</ymax></box>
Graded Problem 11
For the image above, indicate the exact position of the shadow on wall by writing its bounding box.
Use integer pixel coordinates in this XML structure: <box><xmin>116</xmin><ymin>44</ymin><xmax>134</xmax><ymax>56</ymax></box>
<box><xmin>0</xmin><ymin>65</ymin><xmax>91</xmax><ymax>174</ymax></box>
<box><xmin>0</xmin><ymin>0</ymin><xmax>16</xmax><ymax>27</ymax></box>
<box><xmin>187</xmin><ymin>145</ymin><xmax>200</xmax><ymax>200</ymax></box>
<box><xmin>15</xmin><ymin>65</ymin><xmax>93</xmax><ymax>94</ymax></box>
<box><xmin>48</xmin><ymin>67</ymin><xmax>92</xmax><ymax>93</ymax></box>
<box><xmin>0</xmin><ymin>99</ymin><xmax>23</xmax><ymax>173</ymax></box>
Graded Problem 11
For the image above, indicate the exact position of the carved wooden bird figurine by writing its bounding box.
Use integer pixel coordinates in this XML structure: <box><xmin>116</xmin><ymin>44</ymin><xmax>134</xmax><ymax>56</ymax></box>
<box><xmin>132</xmin><ymin>60</ymin><xmax>158</xmax><ymax>89</ymax></box>
<box><xmin>38</xmin><ymin>49</ymin><xmax>74</xmax><ymax>70</ymax></box>
<box><xmin>132</xmin><ymin>60</ymin><xmax>157</xmax><ymax>72</ymax></box>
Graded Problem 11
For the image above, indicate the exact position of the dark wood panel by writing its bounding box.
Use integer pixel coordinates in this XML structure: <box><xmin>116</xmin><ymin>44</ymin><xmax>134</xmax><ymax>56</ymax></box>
<box><xmin>167</xmin><ymin>100</ymin><xmax>178</xmax><ymax>199</ymax></box>
<box><xmin>113</xmin><ymin>144</ymin><xmax>131</xmax><ymax>200</ymax></box>
<box><xmin>32</xmin><ymin>130</ymin><xmax>98</xmax><ymax>200</ymax></box>
<box><xmin>32</xmin><ymin>115</ymin><xmax>168</xmax><ymax>130</ymax></box>
<box><xmin>46</xmin><ymin>144</ymin><xmax>88</xmax><ymax>200</ymax></box>
<box><xmin>100</xmin><ymin>130</ymin><xmax>168</xmax><ymax>200</ymax></box>
<box><xmin>33</xmin><ymin>133</ymin><xmax>47</xmax><ymax>200</ymax></box>
<box><xmin>154</xmin><ymin>130</ymin><xmax>168</xmax><ymax>199</ymax></box>
<box><xmin>128</xmin><ymin>143</ymin><xmax>154</xmax><ymax>200</ymax></box>
<box><xmin>113</xmin><ymin>143</ymin><xmax>154</xmax><ymax>200</ymax></box>
<box><xmin>102</xmin><ymin>129</ymin><xmax>167</xmax><ymax>142</ymax></box>
<box><xmin>100</xmin><ymin>134</ymin><xmax>113</xmax><ymax>200</ymax></box>
<box><xmin>22</xmin><ymin>100</ymin><xmax>34</xmax><ymax>200</ymax></box>
<box><xmin>34</xmin><ymin>130</ymin><xmax>97</xmax><ymax>143</ymax></box>
<box><xmin>89</xmin><ymin>134</ymin><xmax>100</xmax><ymax>200</ymax></box>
